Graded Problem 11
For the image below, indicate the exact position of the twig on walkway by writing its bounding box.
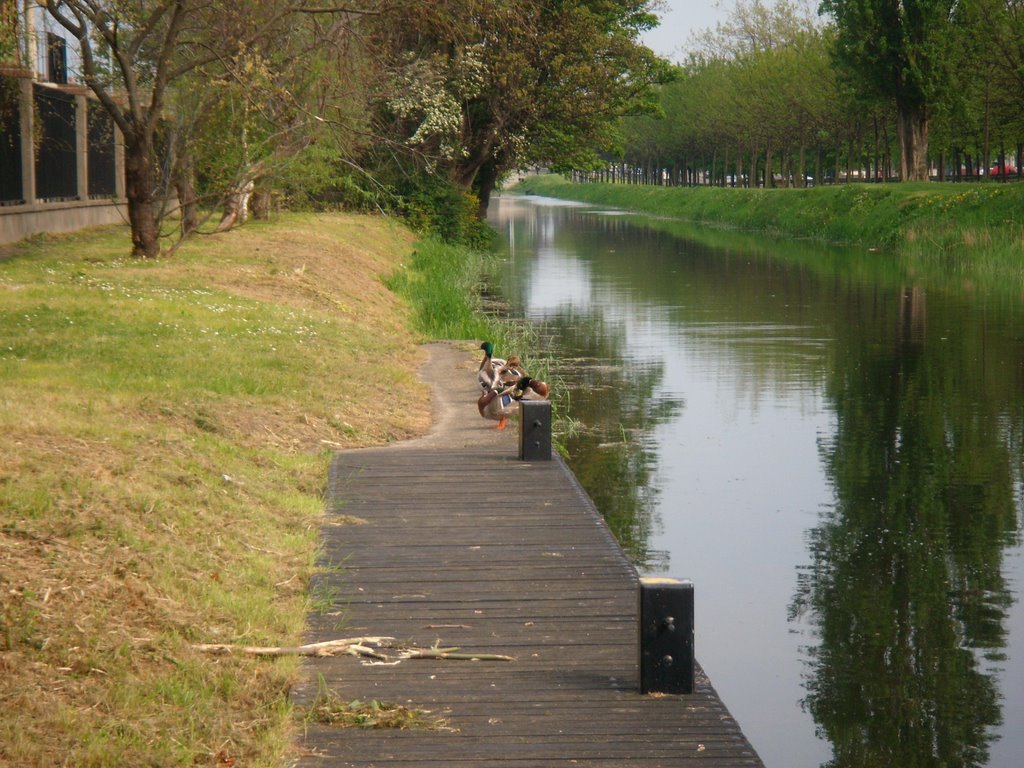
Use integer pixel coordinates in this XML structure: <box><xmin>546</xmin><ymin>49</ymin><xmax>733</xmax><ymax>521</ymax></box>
<box><xmin>192</xmin><ymin>636</ymin><xmax>394</xmax><ymax>659</ymax></box>
<box><xmin>192</xmin><ymin>636</ymin><xmax>515</xmax><ymax>663</ymax></box>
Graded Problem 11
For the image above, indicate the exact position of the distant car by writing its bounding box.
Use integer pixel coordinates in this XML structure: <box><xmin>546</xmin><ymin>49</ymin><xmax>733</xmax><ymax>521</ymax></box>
<box><xmin>989</xmin><ymin>162</ymin><xmax>1017</xmax><ymax>176</ymax></box>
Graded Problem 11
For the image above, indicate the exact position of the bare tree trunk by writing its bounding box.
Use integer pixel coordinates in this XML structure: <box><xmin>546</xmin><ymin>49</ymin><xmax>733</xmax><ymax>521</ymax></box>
<box><xmin>174</xmin><ymin>150</ymin><xmax>199</xmax><ymax>237</ymax></box>
<box><xmin>882</xmin><ymin>120</ymin><xmax>892</xmax><ymax>181</ymax></box>
<box><xmin>872</xmin><ymin>115</ymin><xmax>880</xmax><ymax>182</ymax></box>
<box><xmin>982</xmin><ymin>82</ymin><xmax>991</xmax><ymax>177</ymax></box>
<box><xmin>217</xmin><ymin>179</ymin><xmax>255</xmax><ymax>232</ymax></box>
<box><xmin>474</xmin><ymin>158</ymin><xmax>500</xmax><ymax>218</ymax></box>
<box><xmin>896</xmin><ymin>103</ymin><xmax>929</xmax><ymax>181</ymax></box>
<box><xmin>124</xmin><ymin>135</ymin><xmax>160</xmax><ymax>258</ymax></box>
<box><xmin>251</xmin><ymin>189</ymin><xmax>271</xmax><ymax>220</ymax></box>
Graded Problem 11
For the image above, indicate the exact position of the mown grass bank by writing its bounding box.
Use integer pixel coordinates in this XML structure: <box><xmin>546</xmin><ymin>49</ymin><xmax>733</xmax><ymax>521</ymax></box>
<box><xmin>0</xmin><ymin>214</ymin><xmax>497</xmax><ymax>767</ymax></box>
<box><xmin>515</xmin><ymin>175</ymin><xmax>1024</xmax><ymax>288</ymax></box>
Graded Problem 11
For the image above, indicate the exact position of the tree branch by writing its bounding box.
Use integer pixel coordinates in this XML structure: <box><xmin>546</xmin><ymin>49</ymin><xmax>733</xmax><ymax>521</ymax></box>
<box><xmin>289</xmin><ymin>5</ymin><xmax>381</xmax><ymax>14</ymax></box>
<box><xmin>192</xmin><ymin>636</ymin><xmax>515</xmax><ymax>662</ymax></box>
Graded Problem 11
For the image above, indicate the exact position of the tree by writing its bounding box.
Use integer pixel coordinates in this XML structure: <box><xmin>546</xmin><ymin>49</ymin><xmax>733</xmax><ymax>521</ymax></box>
<box><xmin>954</xmin><ymin>0</ymin><xmax>1024</xmax><ymax>177</ymax></box>
<box><xmin>819</xmin><ymin>0</ymin><xmax>961</xmax><ymax>181</ymax></box>
<box><xmin>617</xmin><ymin>1</ymin><xmax>839</xmax><ymax>189</ymax></box>
<box><xmin>370</xmin><ymin>0</ymin><xmax>671</xmax><ymax>216</ymax></box>
<box><xmin>39</xmin><ymin>1</ymin><xmax>370</xmax><ymax>257</ymax></box>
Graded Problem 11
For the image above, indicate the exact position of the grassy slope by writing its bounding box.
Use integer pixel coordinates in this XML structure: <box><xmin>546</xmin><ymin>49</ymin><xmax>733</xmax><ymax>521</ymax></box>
<box><xmin>0</xmin><ymin>213</ymin><xmax>437</xmax><ymax>767</ymax></box>
<box><xmin>515</xmin><ymin>175</ymin><xmax>1024</xmax><ymax>286</ymax></box>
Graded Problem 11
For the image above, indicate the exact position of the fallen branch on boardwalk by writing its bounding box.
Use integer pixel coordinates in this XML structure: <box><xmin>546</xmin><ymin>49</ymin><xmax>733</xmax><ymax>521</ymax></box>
<box><xmin>192</xmin><ymin>637</ymin><xmax>514</xmax><ymax>663</ymax></box>
<box><xmin>400</xmin><ymin>647</ymin><xmax>515</xmax><ymax>661</ymax></box>
<box><xmin>192</xmin><ymin>636</ymin><xmax>395</xmax><ymax>659</ymax></box>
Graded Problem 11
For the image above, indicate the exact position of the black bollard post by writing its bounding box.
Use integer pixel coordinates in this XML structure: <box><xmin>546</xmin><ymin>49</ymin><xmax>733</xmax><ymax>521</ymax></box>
<box><xmin>638</xmin><ymin>577</ymin><xmax>694</xmax><ymax>694</ymax></box>
<box><xmin>518</xmin><ymin>400</ymin><xmax>552</xmax><ymax>461</ymax></box>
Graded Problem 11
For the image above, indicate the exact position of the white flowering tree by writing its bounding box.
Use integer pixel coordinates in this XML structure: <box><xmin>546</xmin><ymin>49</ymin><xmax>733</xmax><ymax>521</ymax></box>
<box><xmin>387</xmin><ymin>45</ymin><xmax>486</xmax><ymax>162</ymax></box>
<box><xmin>373</xmin><ymin>0</ymin><xmax>670</xmax><ymax>216</ymax></box>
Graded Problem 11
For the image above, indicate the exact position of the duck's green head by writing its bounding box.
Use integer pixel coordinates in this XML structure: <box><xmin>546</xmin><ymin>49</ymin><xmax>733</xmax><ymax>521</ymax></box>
<box><xmin>480</xmin><ymin>341</ymin><xmax>494</xmax><ymax>356</ymax></box>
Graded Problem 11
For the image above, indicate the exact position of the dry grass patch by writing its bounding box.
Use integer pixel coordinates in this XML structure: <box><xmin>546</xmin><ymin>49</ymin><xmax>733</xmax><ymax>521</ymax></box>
<box><xmin>1</xmin><ymin>213</ymin><xmax>431</xmax><ymax>766</ymax></box>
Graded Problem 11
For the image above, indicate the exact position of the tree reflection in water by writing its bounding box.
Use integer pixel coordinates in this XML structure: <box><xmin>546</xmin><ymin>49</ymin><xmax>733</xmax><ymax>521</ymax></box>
<box><xmin>539</xmin><ymin>308</ymin><xmax>681</xmax><ymax>571</ymax></box>
<box><xmin>791</xmin><ymin>284</ymin><xmax>1020</xmax><ymax>768</ymax></box>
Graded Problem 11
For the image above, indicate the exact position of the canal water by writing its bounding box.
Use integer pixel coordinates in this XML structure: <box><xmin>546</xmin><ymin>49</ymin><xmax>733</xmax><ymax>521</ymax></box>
<box><xmin>485</xmin><ymin>193</ymin><xmax>1024</xmax><ymax>768</ymax></box>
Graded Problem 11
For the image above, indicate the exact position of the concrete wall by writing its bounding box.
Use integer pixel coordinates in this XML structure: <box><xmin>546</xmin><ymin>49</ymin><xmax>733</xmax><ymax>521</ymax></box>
<box><xmin>0</xmin><ymin>198</ymin><xmax>128</xmax><ymax>246</ymax></box>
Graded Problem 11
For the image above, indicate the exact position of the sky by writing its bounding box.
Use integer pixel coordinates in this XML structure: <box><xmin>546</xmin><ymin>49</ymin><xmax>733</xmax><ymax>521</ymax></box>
<box><xmin>640</xmin><ymin>0</ymin><xmax>731</xmax><ymax>63</ymax></box>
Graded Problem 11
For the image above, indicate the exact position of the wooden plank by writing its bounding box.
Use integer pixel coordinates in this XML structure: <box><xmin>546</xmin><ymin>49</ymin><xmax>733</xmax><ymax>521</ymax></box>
<box><xmin>291</xmin><ymin>343</ymin><xmax>763</xmax><ymax>768</ymax></box>
<box><xmin>293</xmin><ymin>449</ymin><xmax>763</xmax><ymax>767</ymax></box>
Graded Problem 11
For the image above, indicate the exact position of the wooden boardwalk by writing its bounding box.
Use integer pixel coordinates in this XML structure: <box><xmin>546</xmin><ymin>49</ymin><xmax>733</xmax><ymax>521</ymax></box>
<box><xmin>291</xmin><ymin>344</ymin><xmax>764</xmax><ymax>768</ymax></box>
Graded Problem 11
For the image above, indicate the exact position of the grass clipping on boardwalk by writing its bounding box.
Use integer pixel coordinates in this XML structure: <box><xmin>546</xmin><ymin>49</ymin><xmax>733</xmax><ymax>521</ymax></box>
<box><xmin>0</xmin><ymin>214</ymin><xmax>433</xmax><ymax>767</ymax></box>
<box><xmin>303</xmin><ymin>677</ymin><xmax>452</xmax><ymax>731</ymax></box>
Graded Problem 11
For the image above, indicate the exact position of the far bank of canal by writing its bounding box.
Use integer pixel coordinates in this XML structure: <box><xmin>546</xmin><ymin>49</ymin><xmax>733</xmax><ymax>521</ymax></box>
<box><xmin>485</xmin><ymin>192</ymin><xmax>1024</xmax><ymax>768</ymax></box>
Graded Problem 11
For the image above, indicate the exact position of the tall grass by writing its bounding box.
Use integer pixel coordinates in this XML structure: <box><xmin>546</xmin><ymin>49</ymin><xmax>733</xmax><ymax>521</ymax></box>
<box><xmin>385</xmin><ymin>236</ymin><xmax>494</xmax><ymax>340</ymax></box>
<box><xmin>384</xmin><ymin>235</ymin><xmax>541</xmax><ymax>370</ymax></box>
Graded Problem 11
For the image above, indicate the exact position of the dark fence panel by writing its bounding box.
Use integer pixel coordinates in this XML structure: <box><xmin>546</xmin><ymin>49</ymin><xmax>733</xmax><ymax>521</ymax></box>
<box><xmin>34</xmin><ymin>85</ymin><xmax>77</xmax><ymax>201</ymax></box>
<box><xmin>0</xmin><ymin>79</ymin><xmax>22</xmax><ymax>204</ymax></box>
<box><xmin>87</xmin><ymin>105</ymin><xmax>116</xmax><ymax>197</ymax></box>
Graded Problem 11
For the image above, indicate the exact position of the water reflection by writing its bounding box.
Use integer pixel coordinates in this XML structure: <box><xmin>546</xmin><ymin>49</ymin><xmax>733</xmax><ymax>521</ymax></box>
<box><xmin>792</xmin><ymin>284</ymin><xmax>1022</xmax><ymax>767</ymax></box>
<box><xmin>487</xmin><ymin>193</ymin><xmax>1024</xmax><ymax>767</ymax></box>
<box><xmin>501</xmin><ymin>203</ymin><xmax>684</xmax><ymax>568</ymax></box>
<box><xmin>542</xmin><ymin>307</ymin><xmax>678</xmax><ymax>570</ymax></box>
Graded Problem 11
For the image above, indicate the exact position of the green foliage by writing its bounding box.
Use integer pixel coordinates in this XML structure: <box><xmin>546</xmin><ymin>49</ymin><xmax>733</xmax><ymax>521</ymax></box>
<box><xmin>821</xmin><ymin>0</ymin><xmax>959</xmax><ymax>107</ymax></box>
<box><xmin>0</xmin><ymin>2</ymin><xmax>17</xmax><ymax>63</ymax></box>
<box><xmin>609</xmin><ymin>0</ymin><xmax>1024</xmax><ymax>188</ymax></box>
<box><xmin>0</xmin><ymin>74</ymin><xmax>18</xmax><ymax>138</ymax></box>
<box><xmin>615</xmin><ymin>4</ymin><xmax>846</xmax><ymax>186</ymax></box>
<box><xmin>273</xmin><ymin>156</ymin><xmax>494</xmax><ymax>248</ymax></box>
<box><xmin>394</xmin><ymin>173</ymin><xmax>494</xmax><ymax>247</ymax></box>
<box><xmin>276</xmin><ymin>148</ymin><xmax>387</xmax><ymax>213</ymax></box>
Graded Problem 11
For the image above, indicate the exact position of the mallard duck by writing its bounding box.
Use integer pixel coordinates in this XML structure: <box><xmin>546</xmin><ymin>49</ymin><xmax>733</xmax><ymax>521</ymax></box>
<box><xmin>477</xmin><ymin>341</ymin><xmax>507</xmax><ymax>391</ymax></box>
<box><xmin>477</xmin><ymin>376</ymin><xmax>549</xmax><ymax>430</ymax></box>
<box><xmin>496</xmin><ymin>355</ymin><xmax>525</xmax><ymax>387</ymax></box>
<box><xmin>477</xmin><ymin>383</ymin><xmax>517</xmax><ymax>430</ymax></box>
<box><xmin>518</xmin><ymin>375</ymin><xmax>550</xmax><ymax>400</ymax></box>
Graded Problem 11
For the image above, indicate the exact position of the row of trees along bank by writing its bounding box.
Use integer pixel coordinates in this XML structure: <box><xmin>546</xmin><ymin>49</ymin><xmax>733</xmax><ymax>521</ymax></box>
<box><xmin>599</xmin><ymin>0</ymin><xmax>1024</xmax><ymax>189</ymax></box>
<box><xmin>3</xmin><ymin>1</ymin><xmax>669</xmax><ymax>257</ymax></box>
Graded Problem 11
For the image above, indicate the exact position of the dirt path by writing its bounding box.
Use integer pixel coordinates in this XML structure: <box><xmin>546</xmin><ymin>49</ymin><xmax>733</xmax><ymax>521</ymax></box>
<box><xmin>398</xmin><ymin>341</ymin><xmax>513</xmax><ymax>451</ymax></box>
